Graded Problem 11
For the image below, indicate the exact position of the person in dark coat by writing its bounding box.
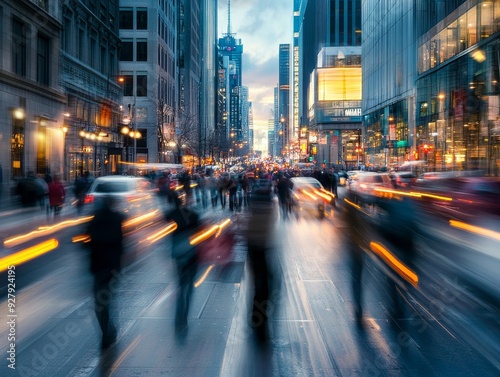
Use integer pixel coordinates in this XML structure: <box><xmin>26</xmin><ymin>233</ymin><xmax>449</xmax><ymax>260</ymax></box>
<box><xmin>165</xmin><ymin>194</ymin><xmax>201</xmax><ymax>333</ymax></box>
<box><xmin>86</xmin><ymin>196</ymin><xmax>125</xmax><ymax>349</ymax></box>
<box><xmin>18</xmin><ymin>171</ymin><xmax>38</xmax><ymax>207</ymax></box>
<box><xmin>246</xmin><ymin>179</ymin><xmax>276</xmax><ymax>343</ymax></box>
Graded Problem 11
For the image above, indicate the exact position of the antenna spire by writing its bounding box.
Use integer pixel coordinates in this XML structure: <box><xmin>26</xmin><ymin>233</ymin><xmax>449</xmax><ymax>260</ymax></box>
<box><xmin>227</xmin><ymin>0</ymin><xmax>231</xmax><ymax>36</ymax></box>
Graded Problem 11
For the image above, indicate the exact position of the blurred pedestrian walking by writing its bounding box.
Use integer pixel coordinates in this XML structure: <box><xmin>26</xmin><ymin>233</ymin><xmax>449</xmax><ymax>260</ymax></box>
<box><xmin>86</xmin><ymin>196</ymin><xmax>125</xmax><ymax>349</ymax></box>
<box><xmin>344</xmin><ymin>194</ymin><xmax>366</xmax><ymax>324</ymax></box>
<box><xmin>35</xmin><ymin>174</ymin><xmax>49</xmax><ymax>210</ymax></box>
<box><xmin>246</xmin><ymin>179</ymin><xmax>276</xmax><ymax>343</ymax></box>
<box><xmin>48</xmin><ymin>174</ymin><xmax>65</xmax><ymax>217</ymax></box>
<box><xmin>74</xmin><ymin>171</ymin><xmax>91</xmax><ymax>214</ymax></box>
<box><xmin>165</xmin><ymin>193</ymin><xmax>202</xmax><ymax>333</ymax></box>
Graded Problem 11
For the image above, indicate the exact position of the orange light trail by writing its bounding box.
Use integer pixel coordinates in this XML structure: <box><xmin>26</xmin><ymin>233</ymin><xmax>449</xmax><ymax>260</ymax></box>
<box><xmin>449</xmin><ymin>220</ymin><xmax>500</xmax><ymax>241</ymax></box>
<box><xmin>0</xmin><ymin>239</ymin><xmax>59</xmax><ymax>272</ymax></box>
<box><xmin>146</xmin><ymin>222</ymin><xmax>178</xmax><ymax>243</ymax></box>
<box><xmin>369</xmin><ymin>241</ymin><xmax>419</xmax><ymax>287</ymax></box>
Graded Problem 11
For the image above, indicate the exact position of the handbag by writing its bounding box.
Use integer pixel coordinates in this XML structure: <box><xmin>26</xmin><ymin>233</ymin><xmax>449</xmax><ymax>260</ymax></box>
<box><xmin>197</xmin><ymin>224</ymin><xmax>235</xmax><ymax>265</ymax></box>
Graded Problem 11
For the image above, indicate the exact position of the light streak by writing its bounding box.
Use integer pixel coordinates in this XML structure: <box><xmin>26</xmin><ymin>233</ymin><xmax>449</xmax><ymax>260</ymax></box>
<box><xmin>190</xmin><ymin>218</ymin><xmax>232</xmax><ymax>245</ymax></box>
<box><xmin>146</xmin><ymin>222</ymin><xmax>178</xmax><ymax>243</ymax></box>
<box><xmin>0</xmin><ymin>239</ymin><xmax>59</xmax><ymax>272</ymax></box>
<box><xmin>369</xmin><ymin>241</ymin><xmax>419</xmax><ymax>287</ymax></box>
<box><xmin>122</xmin><ymin>210</ymin><xmax>158</xmax><ymax>228</ymax></box>
<box><xmin>4</xmin><ymin>216</ymin><xmax>93</xmax><ymax>248</ymax></box>
<box><xmin>449</xmin><ymin>220</ymin><xmax>500</xmax><ymax>241</ymax></box>
<box><xmin>344</xmin><ymin>198</ymin><xmax>361</xmax><ymax>210</ymax></box>
<box><xmin>194</xmin><ymin>264</ymin><xmax>214</xmax><ymax>288</ymax></box>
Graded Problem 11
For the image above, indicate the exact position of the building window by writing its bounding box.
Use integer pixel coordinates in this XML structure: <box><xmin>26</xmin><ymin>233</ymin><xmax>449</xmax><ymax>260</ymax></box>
<box><xmin>122</xmin><ymin>75</ymin><xmax>133</xmax><ymax>96</ymax></box>
<box><xmin>467</xmin><ymin>6</ymin><xmax>477</xmax><ymax>46</ymax></box>
<box><xmin>63</xmin><ymin>18</ymin><xmax>71</xmax><ymax>53</ymax></box>
<box><xmin>90</xmin><ymin>37</ymin><xmax>97</xmax><ymax>68</ymax></box>
<box><xmin>120</xmin><ymin>40</ymin><xmax>133</xmax><ymax>61</ymax></box>
<box><xmin>78</xmin><ymin>28</ymin><xmax>85</xmax><ymax>61</ymax></box>
<box><xmin>100</xmin><ymin>45</ymin><xmax>107</xmax><ymax>73</ymax></box>
<box><xmin>37</xmin><ymin>34</ymin><xmax>49</xmax><ymax>85</ymax></box>
<box><xmin>119</xmin><ymin>9</ymin><xmax>133</xmax><ymax>29</ymax></box>
<box><xmin>12</xmin><ymin>17</ymin><xmax>27</xmax><ymax>77</ymax></box>
<box><xmin>137</xmin><ymin>74</ymin><xmax>148</xmax><ymax>96</ymax></box>
<box><xmin>137</xmin><ymin>9</ymin><xmax>148</xmax><ymax>30</ymax></box>
<box><xmin>11</xmin><ymin>115</ymin><xmax>25</xmax><ymax>178</ymax></box>
<box><xmin>137</xmin><ymin>40</ymin><xmax>147</xmax><ymax>61</ymax></box>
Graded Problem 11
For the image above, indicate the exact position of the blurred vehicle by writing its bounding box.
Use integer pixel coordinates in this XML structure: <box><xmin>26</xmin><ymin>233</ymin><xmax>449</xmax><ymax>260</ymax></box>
<box><xmin>83</xmin><ymin>176</ymin><xmax>159</xmax><ymax>217</ymax></box>
<box><xmin>337</xmin><ymin>171</ymin><xmax>349</xmax><ymax>186</ymax></box>
<box><xmin>413</xmin><ymin>176</ymin><xmax>500</xmax><ymax>224</ymax></box>
<box><xmin>416</xmin><ymin>171</ymin><xmax>456</xmax><ymax>183</ymax></box>
<box><xmin>346</xmin><ymin>170</ymin><xmax>363</xmax><ymax>184</ymax></box>
<box><xmin>391</xmin><ymin>171</ymin><xmax>418</xmax><ymax>188</ymax></box>
<box><xmin>398</xmin><ymin>160</ymin><xmax>428</xmax><ymax>176</ymax></box>
<box><xmin>289</xmin><ymin>177</ymin><xmax>333</xmax><ymax>219</ymax></box>
<box><xmin>347</xmin><ymin>172</ymin><xmax>393</xmax><ymax>203</ymax></box>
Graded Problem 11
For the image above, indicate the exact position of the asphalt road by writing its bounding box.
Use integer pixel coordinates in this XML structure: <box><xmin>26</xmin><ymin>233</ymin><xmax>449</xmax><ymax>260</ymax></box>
<box><xmin>0</xmin><ymin>190</ymin><xmax>499</xmax><ymax>377</ymax></box>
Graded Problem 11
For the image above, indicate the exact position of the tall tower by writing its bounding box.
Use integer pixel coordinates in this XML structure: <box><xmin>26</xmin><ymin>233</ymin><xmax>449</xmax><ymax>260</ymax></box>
<box><xmin>218</xmin><ymin>0</ymin><xmax>244</xmax><ymax>153</ymax></box>
<box><xmin>278</xmin><ymin>44</ymin><xmax>290</xmax><ymax>158</ymax></box>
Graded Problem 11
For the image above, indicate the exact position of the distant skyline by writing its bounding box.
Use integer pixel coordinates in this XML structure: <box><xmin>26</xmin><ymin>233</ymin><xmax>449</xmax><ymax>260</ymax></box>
<box><xmin>217</xmin><ymin>0</ymin><xmax>293</xmax><ymax>137</ymax></box>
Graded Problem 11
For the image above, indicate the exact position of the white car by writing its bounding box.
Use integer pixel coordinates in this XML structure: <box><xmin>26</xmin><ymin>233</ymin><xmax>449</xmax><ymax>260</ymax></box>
<box><xmin>83</xmin><ymin>176</ymin><xmax>159</xmax><ymax>217</ymax></box>
<box><xmin>289</xmin><ymin>177</ymin><xmax>334</xmax><ymax>219</ymax></box>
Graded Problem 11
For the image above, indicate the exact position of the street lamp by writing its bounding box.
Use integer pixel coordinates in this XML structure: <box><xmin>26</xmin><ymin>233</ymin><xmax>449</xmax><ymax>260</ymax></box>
<box><xmin>121</xmin><ymin>125</ymin><xmax>142</xmax><ymax>165</ymax></box>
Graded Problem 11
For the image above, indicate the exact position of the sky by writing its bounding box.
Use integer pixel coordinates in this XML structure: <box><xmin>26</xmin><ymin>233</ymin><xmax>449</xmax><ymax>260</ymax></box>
<box><xmin>217</xmin><ymin>0</ymin><xmax>293</xmax><ymax>135</ymax></box>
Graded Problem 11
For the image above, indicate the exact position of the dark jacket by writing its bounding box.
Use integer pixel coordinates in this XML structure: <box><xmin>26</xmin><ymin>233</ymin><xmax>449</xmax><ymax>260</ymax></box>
<box><xmin>87</xmin><ymin>206</ymin><xmax>125</xmax><ymax>274</ymax></box>
<box><xmin>165</xmin><ymin>206</ymin><xmax>200</xmax><ymax>265</ymax></box>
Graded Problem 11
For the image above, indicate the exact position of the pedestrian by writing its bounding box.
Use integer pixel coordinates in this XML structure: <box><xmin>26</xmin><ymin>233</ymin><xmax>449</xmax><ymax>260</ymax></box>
<box><xmin>218</xmin><ymin>173</ymin><xmax>229</xmax><ymax>208</ymax></box>
<box><xmin>74</xmin><ymin>171</ymin><xmax>90</xmax><ymax>214</ymax></box>
<box><xmin>48</xmin><ymin>174</ymin><xmax>66</xmax><ymax>217</ymax></box>
<box><xmin>344</xmin><ymin>193</ymin><xmax>365</xmax><ymax>324</ymax></box>
<box><xmin>178</xmin><ymin>169</ymin><xmax>193</xmax><ymax>204</ymax></box>
<box><xmin>165</xmin><ymin>193</ymin><xmax>202</xmax><ymax>333</ymax></box>
<box><xmin>86</xmin><ymin>196</ymin><xmax>125</xmax><ymax>349</ymax></box>
<box><xmin>209</xmin><ymin>172</ymin><xmax>218</xmax><ymax>207</ymax></box>
<box><xmin>228</xmin><ymin>175</ymin><xmax>238</xmax><ymax>211</ymax></box>
<box><xmin>276</xmin><ymin>173</ymin><xmax>291</xmax><ymax>220</ymax></box>
<box><xmin>35</xmin><ymin>174</ymin><xmax>49</xmax><ymax>210</ymax></box>
<box><xmin>246</xmin><ymin>179</ymin><xmax>276</xmax><ymax>343</ymax></box>
<box><xmin>18</xmin><ymin>171</ymin><xmax>38</xmax><ymax>207</ymax></box>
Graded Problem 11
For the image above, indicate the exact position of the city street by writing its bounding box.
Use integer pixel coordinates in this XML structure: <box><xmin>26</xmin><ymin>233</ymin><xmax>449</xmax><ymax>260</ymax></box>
<box><xmin>0</xmin><ymin>189</ymin><xmax>499</xmax><ymax>377</ymax></box>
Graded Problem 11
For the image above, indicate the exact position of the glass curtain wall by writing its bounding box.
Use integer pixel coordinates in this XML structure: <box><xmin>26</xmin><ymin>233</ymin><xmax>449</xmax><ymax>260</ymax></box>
<box><xmin>416</xmin><ymin>0</ymin><xmax>500</xmax><ymax>174</ymax></box>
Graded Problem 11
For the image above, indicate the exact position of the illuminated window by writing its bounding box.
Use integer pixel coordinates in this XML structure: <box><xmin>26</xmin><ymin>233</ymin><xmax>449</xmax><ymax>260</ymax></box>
<box><xmin>317</xmin><ymin>67</ymin><xmax>362</xmax><ymax>101</ymax></box>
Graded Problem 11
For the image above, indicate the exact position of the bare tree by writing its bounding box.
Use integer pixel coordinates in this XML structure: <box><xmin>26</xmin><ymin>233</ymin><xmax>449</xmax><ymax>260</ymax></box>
<box><xmin>156</xmin><ymin>97</ymin><xmax>200</xmax><ymax>164</ymax></box>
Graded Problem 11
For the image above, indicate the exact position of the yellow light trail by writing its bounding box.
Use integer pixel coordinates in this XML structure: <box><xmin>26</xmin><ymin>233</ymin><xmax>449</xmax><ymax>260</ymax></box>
<box><xmin>369</xmin><ymin>241</ymin><xmax>419</xmax><ymax>287</ymax></box>
<box><xmin>194</xmin><ymin>264</ymin><xmax>214</xmax><ymax>288</ymax></box>
<box><xmin>0</xmin><ymin>239</ymin><xmax>59</xmax><ymax>272</ymax></box>
<box><xmin>374</xmin><ymin>188</ymin><xmax>422</xmax><ymax>198</ymax></box>
<box><xmin>410</xmin><ymin>191</ymin><xmax>453</xmax><ymax>201</ymax></box>
<box><xmin>344</xmin><ymin>198</ymin><xmax>361</xmax><ymax>210</ymax></box>
<box><xmin>4</xmin><ymin>216</ymin><xmax>93</xmax><ymax>248</ymax></box>
<box><xmin>146</xmin><ymin>222</ymin><xmax>178</xmax><ymax>244</ymax></box>
<box><xmin>190</xmin><ymin>218</ymin><xmax>232</xmax><ymax>245</ymax></box>
<box><xmin>123</xmin><ymin>210</ymin><xmax>158</xmax><ymax>228</ymax></box>
<box><xmin>301</xmin><ymin>189</ymin><xmax>318</xmax><ymax>201</ymax></box>
<box><xmin>314</xmin><ymin>189</ymin><xmax>333</xmax><ymax>201</ymax></box>
<box><xmin>449</xmin><ymin>220</ymin><xmax>500</xmax><ymax>241</ymax></box>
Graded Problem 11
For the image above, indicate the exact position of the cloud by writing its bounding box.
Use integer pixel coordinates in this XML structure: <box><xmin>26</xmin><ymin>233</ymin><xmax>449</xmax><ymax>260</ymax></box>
<box><xmin>218</xmin><ymin>0</ymin><xmax>292</xmax><ymax>125</ymax></box>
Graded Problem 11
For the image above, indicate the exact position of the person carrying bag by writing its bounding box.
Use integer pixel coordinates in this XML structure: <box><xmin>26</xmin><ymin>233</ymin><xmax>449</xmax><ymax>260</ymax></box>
<box><xmin>164</xmin><ymin>194</ymin><xmax>201</xmax><ymax>333</ymax></box>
